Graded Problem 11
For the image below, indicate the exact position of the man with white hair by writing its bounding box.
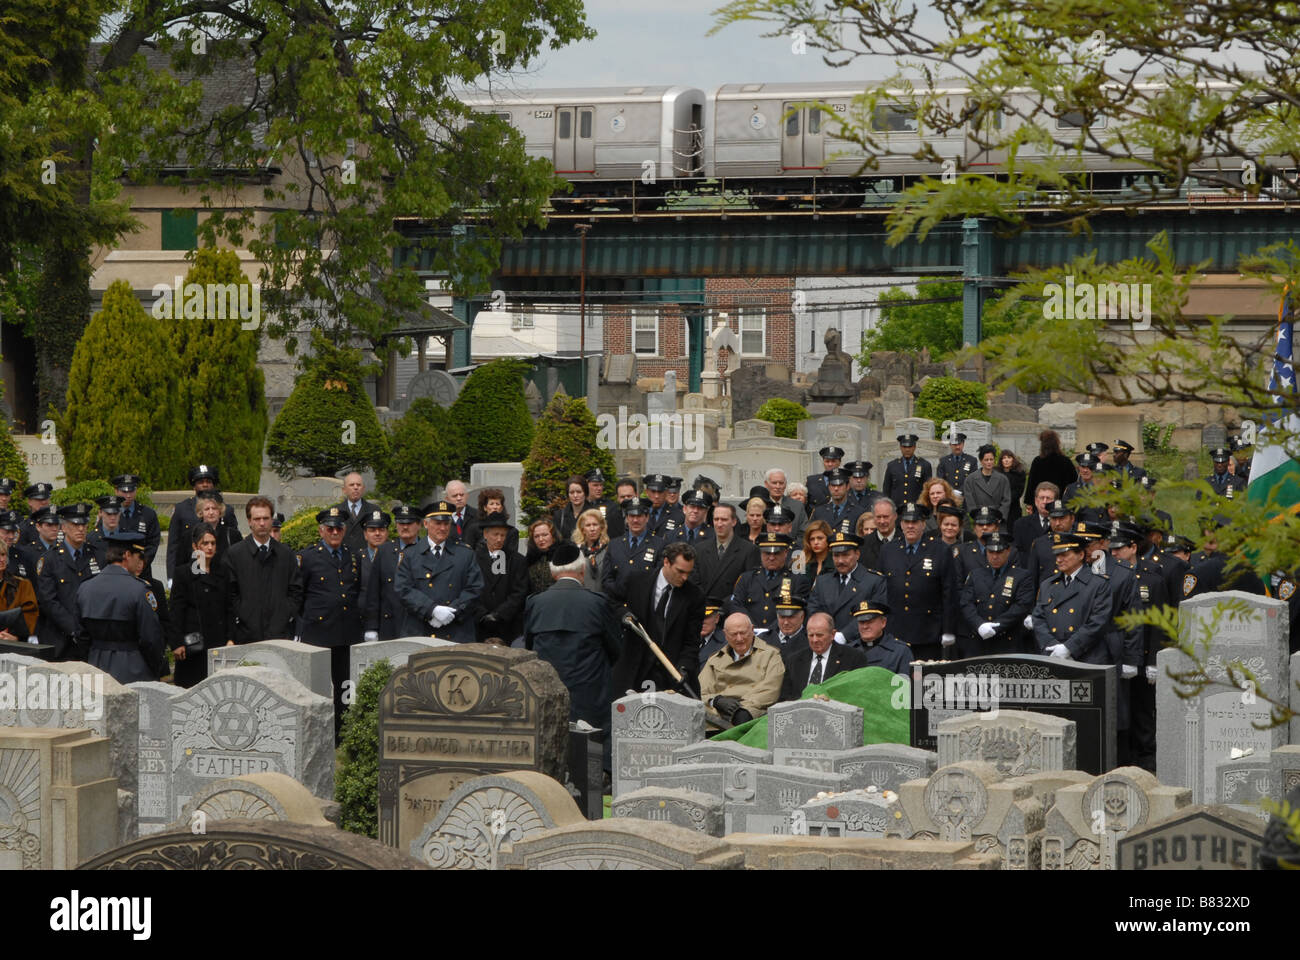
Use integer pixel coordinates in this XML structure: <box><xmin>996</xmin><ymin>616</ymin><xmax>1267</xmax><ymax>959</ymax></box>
<box><xmin>764</xmin><ymin>468</ymin><xmax>806</xmax><ymax>535</ymax></box>
<box><xmin>444</xmin><ymin>480</ymin><xmax>477</xmax><ymax>545</ymax></box>
<box><xmin>699</xmin><ymin>612</ymin><xmax>786</xmax><ymax>729</ymax></box>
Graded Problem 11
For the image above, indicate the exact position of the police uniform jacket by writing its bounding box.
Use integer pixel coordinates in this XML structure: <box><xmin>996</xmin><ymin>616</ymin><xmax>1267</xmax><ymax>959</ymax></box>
<box><xmin>1111</xmin><ymin>461</ymin><xmax>1147</xmax><ymax>483</ymax></box>
<box><xmin>960</xmin><ymin>562</ymin><xmax>1036</xmax><ymax>656</ymax></box>
<box><xmin>18</xmin><ymin>519</ymin><xmax>61</xmax><ymax>550</ymax></box>
<box><xmin>1031</xmin><ymin>566</ymin><xmax>1113</xmax><ymax>662</ymax></box>
<box><xmin>1142</xmin><ymin>546</ymin><xmax>1189</xmax><ymax>608</ymax></box>
<box><xmin>647</xmin><ymin>502</ymin><xmax>684</xmax><ymax>539</ymax></box>
<box><xmin>937</xmin><ymin>452</ymin><xmax>979</xmax><ymax>491</ymax></box>
<box><xmin>523</xmin><ymin>577</ymin><xmax>621</xmax><ymax>726</ymax></box>
<box><xmin>612</xmin><ymin>568</ymin><xmax>705</xmax><ymax>696</ymax></box>
<box><xmin>845</xmin><ymin>631</ymin><xmax>912</xmax><ymax>677</ymax></box>
<box><xmin>882</xmin><ymin>456</ymin><xmax>933</xmax><ymax>509</ymax></box>
<box><xmin>698</xmin><ymin>627</ymin><xmax>728</xmax><ymax>666</ymax></box>
<box><xmin>1095</xmin><ymin>553</ymin><xmax>1142</xmax><ymax>668</ymax></box>
<box><xmin>1128</xmin><ymin>557</ymin><xmax>1170</xmax><ymax>668</ymax></box>
<box><xmin>225</xmin><ymin>536</ymin><xmax>303</xmax><ymax>644</ymax></box>
<box><xmin>1182</xmin><ymin>551</ymin><xmax>1267</xmax><ymax>599</ymax></box>
<box><xmin>669</xmin><ymin>523</ymin><xmax>714</xmax><ymax>549</ymax></box>
<box><xmin>1062</xmin><ymin>482</ymin><xmax>1108</xmax><ymax>524</ymax></box>
<box><xmin>779</xmin><ymin>642</ymin><xmax>867</xmax><ymax>701</ymax></box>
<box><xmin>37</xmin><ymin>543</ymin><xmax>100</xmax><ymax>659</ymax></box>
<box><xmin>1016</xmin><ymin>532</ymin><xmax>1060</xmax><ymax>588</ymax></box>
<box><xmin>699</xmin><ymin>639</ymin><xmax>786</xmax><ymax>721</ymax></box>
<box><xmin>811</xmin><ymin>498</ymin><xmax>865</xmax><ymax>536</ymax></box>
<box><xmin>954</xmin><ymin>540</ymin><xmax>1021</xmax><ymax>584</ymax></box>
<box><xmin>805</xmin><ymin>472</ymin><xmax>834</xmax><ymax>508</ymax></box>
<box><xmin>297</xmin><ymin>541</ymin><xmax>363</xmax><ymax>647</ymax></box>
<box><xmin>7</xmin><ymin>544</ymin><xmax>37</xmax><ymax>595</ymax></box>
<box><xmin>394</xmin><ymin>538</ymin><xmax>484</xmax><ymax>643</ymax></box>
<box><xmin>726</xmin><ymin>567</ymin><xmax>810</xmax><ymax>633</ymax></box>
<box><xmin>1204</xmin><ymin>471</ymin><xmax>1248</xmax><ymax>497</ymax></box>
<box><xmin>878</xmin><ymin>538</ymin><xmax>958</xmax><ymax>653</ymax></box>
<box><xmin>601</xmin><ymin>531</ymin><xmax>664</xmax><ymax>601</ymax></box>
<box><xmin>76</xmin><ymin>564</ymin><xmax>164</xmax><ymax>684</ymax></box>
<box><xmin>359</xmin><ymin>539</ymin><xmax>414</xmax><ymax>640</ymax></box>
<box><xmin>474</xmin><ymin>542</ymin><xmax>530</xmax><ymax>642</ymax></box>
<box><xmin>689</xmin><ymin>535</ymin><xmax>758</xmax><ymax>603</ymax></box>
<box><xmin>167</xmin><ymin>497</ymin><xmax>240</xmax><ymax>580</ymax></box>
<box><xmin>118</xmin><ymin>501</ymin><xmax>161</xmax><ymax>566</ymax></box>
<box><xmin>807</xmin><ymin>564</ymin><xmax>889</xmax><ymax>635</ymax></box>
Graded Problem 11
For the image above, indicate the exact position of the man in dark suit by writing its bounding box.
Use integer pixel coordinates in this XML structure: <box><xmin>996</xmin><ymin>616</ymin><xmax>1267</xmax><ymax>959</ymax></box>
<box><xmin>878</xmin><ymin>502</ymin><xmax>958</xmax><ymax>661</ymax></box>
<box><xmin>689</xmin><ymin>501</ymin><xmax>757</xmax><ymax>602</ymax></box>
<box><xmin>805</xmin><ymin>445</ymin><xmax>845</xmax><ymax>509</ymax></box>
<box><xmin>112</xmin><ymin>474</ymin><xmax>161</xmax><ymax>566</ymax></box>
<box><xmin>297</xmin><ymin>506</ymin><xmax>363</xmax><ymax>740</ymax></box>
<box><xmin>811</xmin><ymin>468</ymin><xmax>864</xmax><ymax>536</ymax></box>
<box><xmin>936</xmin><ymin>432</ymin><xmax>979</xmax><ymax>492</ymax></box>
<box><xmin>807</xmin><ymin>531</ymin><xmax>888</xmax><ymax>637</ymax></box>
<box><xmin>602</xmin><ymin>498</ymin><xmax>665</xmax><ymax>601</ymax></box>
<box><xmin>474</xmin><ymin>511</ymin><xmax>529</xmax><ymax>643</ymax></box>
<box><xmin>444</xmin><ymin>479</ymin><xmax>478</xmax><ymax>545</ymax></box>
<box><xmin>1013</xmin><ymin>482</ymin><xmax>1060</xmax><ymax>555</ymax></box>
<box><xmin>779</xmin><ymin>610</ymin><xmax>868</xmax><ymax>700</ymax></box>
<box><xmin>167</xmin><ymin>465</ymin><xmax>240</xmax><ymax>581</ymax></box>
<box><xmin>362</xmin><ymin>504</ymin><xmax>423</xmax><ymax>641</ymax></box>
<box><xmin>859</xmin><ymin>498</ymin><xmax>898</xmax><ymax>572</ymax></box>
<box><xmin>611</xmin><ymin>541</ymin><xmax>705</xmax><ymax>697</ymax></box>
<box><xmin>959</xmin><ymin>531</ymin><xmax>1036</xmax><ymax>656</ymax></box>
<box><xmin>585</xmin><ymin>468</ymin><xmax>625</xmax><ymax>540</ymax></box>
<box><xmin>394</xmin><ymin>500</ymin><xmax>485</xmax><ymax>643</ymax></box>
<box><xmin>1030</xmin><ymin>533</ymin><xmax>1114</xmax><ymax>663</ymax></box>
<box><xmin>726</xmin><ymin>533</ymin><xmax>809</xmax><ymax>633</ymax></box>
<box><xmin>335</xmin><ymin>472</ymin><xmax>381</xmax><ymax>554</ymax></box>
<box><xmin>226</xmin><ymin>495</ymin><xmax>302</xmax><ymax>645</ymax></box>
<box><xmin>882</xmin><ymin>434</ymin><xmax>932</xmax><ymax>509</ymax></box>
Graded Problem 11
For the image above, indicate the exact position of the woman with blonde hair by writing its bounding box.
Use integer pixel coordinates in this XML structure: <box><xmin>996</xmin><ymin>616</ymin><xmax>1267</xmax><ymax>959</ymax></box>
<box><xmin>573</xmin><ymin>508</ymin><xmax>610</xmax><ymax>595</ymax></box>
<box><xmin>743</xmin><ymin>496</ymin><xmax>767</xmax><ymax>543</ymax></box>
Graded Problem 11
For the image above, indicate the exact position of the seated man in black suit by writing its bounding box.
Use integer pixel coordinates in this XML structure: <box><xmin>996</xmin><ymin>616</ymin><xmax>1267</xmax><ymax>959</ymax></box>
<box><xmin>779</xmin><ymin>611</ymin><xmax>868</xmax><ymax>701</ymax></box>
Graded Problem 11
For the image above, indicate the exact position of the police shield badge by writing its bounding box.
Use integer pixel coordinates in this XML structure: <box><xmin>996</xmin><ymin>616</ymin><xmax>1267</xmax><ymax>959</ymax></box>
<box><xmin>1183</xmin><ymin>573</ymin><xmax>1197</xmax><ymax>597</ymax></box>
<box><xmin>1280</xmin><ymin>580</ymin><xmax>1295</xmax><ymax>601</ymax></box>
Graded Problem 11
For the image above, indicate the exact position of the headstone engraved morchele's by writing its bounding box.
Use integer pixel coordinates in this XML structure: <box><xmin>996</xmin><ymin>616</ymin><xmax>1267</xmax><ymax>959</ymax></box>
<box><xmin>832</xmin><ymin>744</ymin><xmax>938</xmax><ymax>793</ymax></box>
<box><xmin>611</xmin><ymin>692</ymin><xmax>706</xmax><ymax>798</ymax></box>
<box><xmin>176</xmin><ymin>772</ymin><xmax>333</xmax><ymax>828</ymax></box>
<box><xmin>937</xmin><ymin>710</ymin><xmax>1077</xmax><ymax>776</ymax></box>
<box><xmin>0</xmin><ymin>653</ymin><xmax>139</xmax><ymax>843</ymax></box>
<box><xmin>409</xmin><ymin>771</ymin><xmax>584</xmax><ymax>869</ymax></box>
<box><xmin>612</xmin><ymin>786</ymin><xmax>725</xmax><ymax>837</ymax></box>
<box><xmin>1042</xmin><ymin>767</ymin><xmax>1190</xmax><ymax>870</ymax></box>
<box><xmin>1117</xmin><ymin>803</ymin><xmax>1266</xmax><ymax>870</ymax></box>
<box><xmin>209</xmin><ymin>638</ymin><xmax>334</xmax><ymax>702</ymax></box>
<box><xmin>767</xmin><ymin>699</ymin><xmax>864</xmax><ymax>771</ymax></box>
<box><xmin>1214</xmin><ymin>753</ymin><xmax>1272</xmax><ymax>822</ymax></box>
<box><xmin>673</xmin><ymin>741</ymin><xmax>772</xmax><ymax>766</ymax></box>
<box><xmin>132</xmin><ymin>680</ymin><xmax>178</xmax><ymax>836</ymax></box>
<box><xmin>0</xmin><ymin>727</ymin><xmax>118</xmax><ymax>869</ymax></box>
<box><xmin>797</xmin><ymin>788</ymin><xmax>899</xmax><ymax>838</ymax></box>
<box><xmin>349</xmin><ymin>637</ymin><xmax>455</xmax><ymax>690</ymax></box>
<box><xmin>496</xmin><ymin>818</ymin><xmax>744</xmax><ymax>870</ymax></box>
<box><xmin>723</xmin><ymin>763</ymin><xmax>848</xmax><ymax>835</ymax></box>
<box><xmin>170</xmin><ymin>667</ymin><xmax>334</xmax><ymax>824</ymax></box>
<box><xmin>378</xmin><ymin>645</ymin><xmax>569</xmax><ymax>853</ymax></box>
<box><xmin>406</xmin><ymin>368</ymin><xmax>460</xmax><ymax>408</ymax></box>
<box><xmin>911</xmin><ymin>654</ymin><xmax>1117</xmax><ymax>775</ymax></box>
<box><xmin>1156</xmin><ymin>592</ymin><xmax>1290</xmax><ymax>803</ymax></box>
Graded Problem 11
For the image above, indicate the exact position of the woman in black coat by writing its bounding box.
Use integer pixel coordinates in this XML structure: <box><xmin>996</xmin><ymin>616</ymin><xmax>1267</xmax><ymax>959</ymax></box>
<box><xmin>169</xmin><ymin>523</ymin><xmax>230</xmax><ymax>689</ymax></box>
<box><xmin>550</xmin><ymin>476</ymin><xmax>589</xmax><ymax>544</ymax></box>
<box><xmin>1022</xmin><ymin>430</ymin><xmax>1077</xmax><ymax>509</ymax></box>
<box><xmin>998</xmin><ymin>450</ymin><xmax>1028</xmax><ymax>521</ymax></box>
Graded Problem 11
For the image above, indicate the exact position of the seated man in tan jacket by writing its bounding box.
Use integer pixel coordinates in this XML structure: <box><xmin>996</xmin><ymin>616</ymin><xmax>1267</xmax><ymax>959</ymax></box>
<box><xmin>699</xmin><ymin>612</ymin><xmax>786</xmax><ymax>730</ymax></box>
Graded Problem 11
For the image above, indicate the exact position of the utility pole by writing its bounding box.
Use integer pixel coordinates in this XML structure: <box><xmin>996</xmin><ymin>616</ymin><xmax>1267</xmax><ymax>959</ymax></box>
<box><xmin>575</xmin><ymin>222</ymin><xmax>592</xmax><ymax>398</ymax></box>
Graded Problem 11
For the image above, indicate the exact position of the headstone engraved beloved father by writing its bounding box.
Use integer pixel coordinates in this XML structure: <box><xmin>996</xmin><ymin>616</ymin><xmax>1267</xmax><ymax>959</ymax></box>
<box><xmin>910</xmin><ymin>654</ymin><xmax>1116</xmax><ymax>775</ymax></box>
<box><xmin>378</xmin><ymin>645</ymin><xmax>569</xmax><ymax>853</ymax></box>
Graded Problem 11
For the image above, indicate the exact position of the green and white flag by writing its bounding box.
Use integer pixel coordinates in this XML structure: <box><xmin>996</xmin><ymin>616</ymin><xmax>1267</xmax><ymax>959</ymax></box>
<box><xmin>1247</xmin><ymin>290</ymin><xmax>1300</xmax><ymax>509</ymax></box>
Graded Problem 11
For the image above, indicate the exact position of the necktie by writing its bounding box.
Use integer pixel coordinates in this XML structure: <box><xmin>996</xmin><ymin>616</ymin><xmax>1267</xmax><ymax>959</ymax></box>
<box><xmin>72</xmin><ymin>550</ymin><xmax>79</xmax><ymax>564</ymax></box>
<box><xmin>456</xmin><ymin>514</ymin><xmax>463</xmax><ymax>535</ymax></box>
<box><xmin>331</xmin><ymin>548</ymin><xmax>340</xmax><ymax>563</ymax></box>
<box><xmin>780</xmin><ymin>634</ymin><xmax>790</xmax><ymax>645</ymax></box>
<box><xmin>656</xmin><ymin>584</ymin><xmax>672</xmax><ymax>620</ymax></box>
<box><xmin>351</xmin><ymin>502</ymin><xmax>358</xmax><ymax>517</ymax></box>
<box><xmin>811</xmin><ymin>655</ymin><xmax>824</xmax><ymax>684</ymax></box>
<box><xmin>258</xmin><ymin>543</ymin><xmax>268</xmax><ymax>560</ymax></box>
<box><xmin>434</xmin><ymin>545</ymin><xmax>442</xmax><ymax>559</ymax></box>
<box><xmin>908</xmin><ymin>544</ymin><xmax>916</xmax><ymax>556</ymax></box>
<box><xmin>834</xmin><ymin>502</ymin><xmax>843</xmax><ymax>518</ymax></box>
<box><xmin>718</xmin><ymin>541</ymin><xmax>726</xmax><ymax>557</ymax></box>
<box><xmin>840</xmin><ymin>574</ymin><xmax>849</xmax><ymax>587</ymax></box>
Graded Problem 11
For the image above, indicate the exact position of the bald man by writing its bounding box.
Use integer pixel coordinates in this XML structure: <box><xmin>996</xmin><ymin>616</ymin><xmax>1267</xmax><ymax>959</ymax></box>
<box><xmin>336</xmin><ymin>472</ymin><xmax>379</xmax><ymax>554</ymax></box>
<box><xmin>444</xmin><ymin>480</ymin><xmax>478</xmax><ymax>545</ymax></box>
<box><xmin>698</xmin><ymin>612</ymin><xmax>786</xmax><ymax>729</ymax></box>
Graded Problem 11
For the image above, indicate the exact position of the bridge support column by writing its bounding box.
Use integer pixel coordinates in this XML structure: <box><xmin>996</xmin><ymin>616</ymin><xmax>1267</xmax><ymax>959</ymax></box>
<box><xmin>451</xmin><ymin>297</ymin><xmax>479</xmax><ymax>369</ymax></box>
<box><xmin>962</xmin><ymin>217</ymin><xmax>991</xmax><ymax>347</ymax></box>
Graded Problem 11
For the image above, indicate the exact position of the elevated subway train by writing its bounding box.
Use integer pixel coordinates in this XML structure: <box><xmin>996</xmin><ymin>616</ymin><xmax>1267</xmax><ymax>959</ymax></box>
<box><xmin>461</xmin><ymin>81</ymin><xmax>1291</xmax><ymax>208</ymax></box>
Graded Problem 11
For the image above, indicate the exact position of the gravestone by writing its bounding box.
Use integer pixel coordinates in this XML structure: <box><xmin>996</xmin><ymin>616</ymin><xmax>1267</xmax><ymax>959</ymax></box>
<box><xmin>496</xmin><ymin>819</ymin><xmax>744</xmax><ymax>870</ymax></box>
<box><xmin>1042</xmin><ymin>767</ymin><xmax>1190</xmax><ymax>870</ymax></box>
<box><xmin>732</xmin><ymin>419</ymin><xmax>775</xmax><ymax>441</ymax></box>
<box><xmin>990</xmin><ymin>420</ymin><xmax>1043</xmax><ymax>464</ymax></box>
<box><xmin>673</xmin><ymin>741</ymin><xmax>772</xmax><ymax>766</ymax></box>
<box><xmin>881</xmin><ymin>385</ymin><xmax>912</xmax><ymax>429</ymax></box>
<box><xmin>1214</xmin><ymin>753</ymin><xmax>1272</xmax><ymax>822</ymax></box>
<box><xmin>611</xmin><ymin>693</ymin><xmax>706</xmax><ymax>798</ymax></box>
<box><xmin>798</xmin><ymin>415</ymin><xmax>875</xmax><ymax>483</ymax></box>
<box><xmin>1156</xmin><ymin>591</ymin><xmax>1290</xmax><ymax>802</ymax></box>
<box><xmin>349</xmin><ymin>637</ymin><xmax>455</xmax><ymax>690</ymax></box>
<box><xmin>409</xmin><ymin>771</ymin><xmax>584</xmax><ymax>869</ymax></box>
<box><xmin>468</xmin><ymin>463</ymin><xmax>524</xmax><ymax>523</ymax></box>
<box><xmin>895</xmin><ymin>417</ymin><xmax>935</xmax><ymax>442</ymax></box>
<box><xmin>0</xmin><ymin>727</ymin><xmax>117</xmax><ymax>869</ymax></box>
<box><xmin>170</xmin><ymin>667</ymin><xmax>334</xmax><ymax>824</ymax></box>
<box><xmin>407</xmin><ymin>368</ymin><xmax>460</xmax><ymax>408</ymax></box>
<box><xmin>612</xmin><ymin>787</ymin><xmax>725</xmax><ymax>837</ymax></box>
<box><xmin>1201</xmin><ymin>422</ymin><xmax>1228</xmax><ymax>450</ymax></box>
<box><xmin>1292</xmin><ymin>652</ymin><xmax>1300</xmax><ymax>744</ymax></box>
<box><xmin>568</xmin><ymin>723</ymin><xmax>605</xmax><ymax>820</ymax></box>
<box><xmin>644</xmin><ymin>371</ymin><xmax>682</xmax><ymax>477</ymax></box>
<box><xmin>0</xmin><ymin>653</ymin><xmax>139</xmax><ymax>843</ymax></box>
<box><xmin>889</xmin><ymin>760</ymin><xmax>1044</xmax><ymax>869</ymax></box>
<box><xmin>723</xmin><ymin>763</ymin><xmax>848</xmax><ymax>835</ymax></box>
<box><xmin>727</xmin><ymin>834</ymin><xmax>1000</xmax><ymax>870</ymax></box>
<box><xmin>1272</xmin><ymin>745</ymin><xmax>1300</xmax><ymax>803</ymax></box>
<box><xmin>209</xmin><ymin>638</ymin><xmax>334</xmax><ymax>703</ymax></box>
<box><xmin>642</xmin><ymin>762</ymin><xmax>734</xmax><ymax>800</ymax></box>
<box><xmin>767</xmin><ymin>699</ymin><xmax>864</xmax><ymax>771</ymax></box>
<box><xmin>954</xmin><ymin>419</ymin><xmax>994</xmax><ymax>448</ymax></box>
<box><xmin>177</xmin><ymin>772</ymin><xmax>333</xmax><ymax>828</ymax></box>
<box><xmin>605</xmin><ymin>354</ymin><xmax>635</xmax><ymax>385</ymax></box>
<box><xmin>910</xmin><ymin>654</ymin><xmax>1117</xmax><ymax>775</ymax></box>
<box><xmin>937</xmin><ymin>710</ymin><xmax>1076</xmax><ymax>776</ymax></box>
<box><xmin>1117</xmin><ymin>804</ymin><xmax>1265</xmax><ymax>870</ymax></box>
<box><xmin>132</xmin><ymin>680</ymin><xmax>178</xmax><ymax>836</ymax></box>
<box><xmin>711</xmin><ymin>443</ymin><xmax>809</xmax><ymax>500</ymax></box>
<box><xmin>832</xmin><ymin>743</ymin><xmax>938</xmax><ymax>793</ymax></box>
<box><xmin>378</xmin><ymin>645</ymin><xmax>569</xmax><ymax>852</ymax></box>
<box><xmin>797</xmin><ymin>787</ymin><xmax>899</xmax><ymax>838</ymax></box>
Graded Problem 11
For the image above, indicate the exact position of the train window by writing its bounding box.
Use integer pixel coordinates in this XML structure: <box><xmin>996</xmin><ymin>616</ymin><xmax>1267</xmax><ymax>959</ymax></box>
<box><xmin>579</xmin><ymin>110</ymin><xmax>592</xmax><ymax>139</ymax></box>
<box><xmin>870</xmin><ymin>105</ymin><xmax>918</xmax><ymax>133</ymax></box>
<box><xmin>808</xmin><ymin>110</ymin><xmax>821</xmax><ymax>134</ymax></box>
<box><xmin>1056</xmin><ymin>110</ymin><xmax>1106</xmax><ymax>129</ymax></box>
<box><xmin>786</xmin><ymin>113</ymin><xmax>800</xmax><ymax>136</ymax></box>
<box><xmin>559</xmin><ymin>111</ymin><xmax>571</xmax><ymax>139</ymax></box>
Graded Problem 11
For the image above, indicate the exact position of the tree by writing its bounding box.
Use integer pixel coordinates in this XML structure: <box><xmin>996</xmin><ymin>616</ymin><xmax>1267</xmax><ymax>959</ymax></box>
<box><xmin>856</xmin><ymin>279</ymin><xmax>1034</xmax><ymax>362</ymax></box>
<box><xmin>0</xmin><ymin>424</ymin><xmax>30</xmax><ymax>492</ymax></box>
<box><xmin>57</xmin><ymin>280</ymin><xmax>188</xmax><ymax>488</ymax></box>
<box><xmin>265</xmin><ymin>333</ymin><xmax>388</xmax><ymax>479</ymax></box>
<box><xmin>335</xmin><ymin>659</ymin><xmax>393</xmax><ymax>838</ymax></box>
<box><xmin>521</xmin><ymin>393</ymin><xmax>616</xmax><ymax>523</ymax></box>
<box><xmin>450</xmin><ymin>358</ymin><xmax>536</xmax><ymax>474</ymax></box>
<box><xmin>168</xmin><ymin>248</ymin><xmax>268</xmax><ymax>491</ymax></box>
<box><xmin>375</xmin><ymin>398</ymin><xmax>465</xmax><ymax>506</ymax></box>
<box><xmin>755</xmin><ymin>397</ymin><xmax>811</xmax><ymax>439</ymax></box>
<box><xmin>914</xmin><ymin>377</ymin><xmax>988</xmax><ymax>434</ymax></box>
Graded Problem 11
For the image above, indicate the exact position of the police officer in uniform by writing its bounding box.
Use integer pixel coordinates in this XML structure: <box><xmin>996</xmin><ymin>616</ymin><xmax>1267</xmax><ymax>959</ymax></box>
<box><xmin>642</xmin><ymin>473</ymin><xmax>683</xmax><ymax>538</ymax></box>
<box><xmin>1229</xmin><ymin>436</ymin><xmax>1252</xmax><ymax>485</ymax></box>
<box><xmin>585</xmin><ymin>468</ymin><xmax>625</xmax><ymax>539</ymax></box>
<box><xmin>726</xmin><ymin>532</ymin><xmax>809</xmax><ymax>634</ymax></box>
<box><xmin>76</xmin><ymin>530</ymin><xmax>164</xmax><ymax>685</ymax></box>
<box><xmin>807</xmin><ymin>530</ymin><xmax>888</xmax><ymax>637</ymax></box>
<box><xmin>361</xmin><ymin>504</ymin><xmax>421</xmax><ymax>642</ymax></box>
<box><xmin>18</xmin><ymin>483</ymin><xmax>55</xmax><ymax>548</ymax></box>
<box><xmin>671</xmin><ymin>489</ymin><xmax>714</xmax><ymax>546</ymax></box>
<box><xmin>298</xmin><ymin>506</ymin><xmax>364</xmax><ymax>740</ymax></box>
<box><xmin>1109</xmin><ymin>522</ymin><xmax>1167</xmax><ymax>771</ymax></box>
<box><xmin>1182</xmin><ymin>522</ymin><xmax>1267</xmax><ymax>598</ymax></box>
<box><xmin>394</xmin><ymin>500</ymin><xmax>484</xmax><ymax>643</ymax></box>
<box><xmin>936</xmin><ymin>432</ymin><xmax>978</xmax><ymax>492</ymax></box>
<box><xmin>168</xmin><ymin>465</ymin><xmax>240</xmax><ymax>581</ymax></box>
<box><xmin>1020</xmin><ymin>499</ymin><xmax>1076</xmax><ymax>587</ymax></box>
<box><xmin>954</xmin><ymin>506</ymin><xmax>1014</xmax><ymax>582</ymax></box>
<box><xmin>1205</xmin><ymin>446</ymin><xmax>1248</xmax><ymax>498</ymax></box>
<box><xmin>0</xmin><ymin>478</ymin><xmax>13</xmax><ymax>512</ymax></box>
<box><xmin>601</xmin><ymin>497</ymin><xmax>664</xmax><ymax>601</ymax></box>
<box><xmin>697</xmin><ymin>601</ymin><xmax>729</xmax><ymax>665</ymax></box>
<box><xmin>769</xmin><ymin>591</ymin><xmax>809</xmax><ymax>656</ymax></box>
<box><xmin>805</xmin><ymin>446</ymin><xmax>845</xmax><ymax>508</ymax></box>
<box><xmin>86</xmin><ymin>495</ymin><xmax>124</xmax><ymax>567</ymax></box>
<box><xmin>1030</xmin><ymin>532</ymin><xmax>1114</xmax><ymax>663</ymax></box>
<box><xmin>1109</xmin><ymin>440</ymin><xmax>1146</xmax><ymax>483</ymax></box>
<box><xmin>0</xmin><ymin>511</ymin><xmax>37</xmax><ymax>594</ymax></box>
<box><xmin>878</xmin><ymin>501</ymin><xmax>958</xmax><ymax>660</ymax></box>
<box><xmin>845</xmin><ymin>460</ymin><xmax>884</xmax><ymax>511</ymax></box>
<box><xmin>882</xmin><ymin>435</ymin><xmax>933</xmax><ymax>509</ymax></box>
<box><xmin>812</xmin><ymin>468</ymin><xmax>864</xmax><ymax>535</ymax></box>
<box><xmin>960</xmin><ymin>531</ymin><xmax>1036</xmax><ymax>656</ymax></box>
<box><xmin>37</xmin><ymin>503</ymin><xmax>100</xmax><ymax>661</ymax></box>
<box><xmin>1063</xmin><ymin>453</ymin><xmax>1108</xmax><ymax>524</ymax></box>
<box><xmin>112</xmin><ymin>474</ymin><xmax>161</xmax><ymax>566</ymax></box>
<box><xmin>845</xmin><ymin>601</ymin><xmax>911</xmax><ymax>675</ymax></box>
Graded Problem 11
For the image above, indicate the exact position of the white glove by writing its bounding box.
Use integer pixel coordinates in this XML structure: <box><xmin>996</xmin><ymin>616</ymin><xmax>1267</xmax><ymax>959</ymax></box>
<box><xmin>977</xmin><ymin>622</ymin><xmax>997</xmax><ymax>640</ymax></box>
<box><xmin>1023</xmin><ymin>614</ymin><xmax>1034</xmax><ymax>629</ymax></box>
<box><xmin>1121</xmin><ymin>664</ymin><xmax>1138</xmax><ymax>679</ymax></box>
<box><xmin>834</xmin><ymin>631</ymin><xmax>846</xmax><ymax>645</ymax></box>
<box><xmin>940</xmin><ymin>633</ymin><xmax>956</xmax><ymax>647</ymax></box>
<box><xmin>752</xmin><ymin>627</ymin><xmax>770</xmax><ymax>636</ymax></box>
<box><xmin>166</xmin><ymin>578</ymin><xmax>173</xmax><ymax>591</ymax></box>
<box><xmin>1146</xmin><ymin>665</ymin><xmax>1158</xmax><ymax>685</ymax></box>
<box><xmin>430</xmin><ymin>605</ymin><xmax>456</xmax><ymax>627</ymax></box>
<box><xmin>363</xmin><ymin>631</ymin><xmax>379</xmax><ymax>643</ymax></box>
<box><xmin>292</xmin><ymin>635</ymin><xmax>301</xmax><ymax>644</ymax></box>
<box><xmin>1046</xmin><ymin>644</ymin><xmax>1069</xmax><ymax>659</ymax></box>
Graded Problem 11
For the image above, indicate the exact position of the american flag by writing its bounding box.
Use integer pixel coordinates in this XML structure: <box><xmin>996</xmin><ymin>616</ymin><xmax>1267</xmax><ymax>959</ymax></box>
<box><xmin>1268</xmin><ymin>289</ymin><xmax>1296</xmax><ymax>422</ymax></box>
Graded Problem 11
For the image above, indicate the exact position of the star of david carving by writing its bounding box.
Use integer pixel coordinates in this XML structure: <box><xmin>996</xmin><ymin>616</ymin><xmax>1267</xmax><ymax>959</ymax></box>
<box><xmin>211</xmin><ymin>699</ymin><xmax>258</xmax><ymax>749</ymax></box>
<box><xmin>1070</xmin><ymin>681</ymin><xmax>1091</xmax><ymax>701</ymax></box>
